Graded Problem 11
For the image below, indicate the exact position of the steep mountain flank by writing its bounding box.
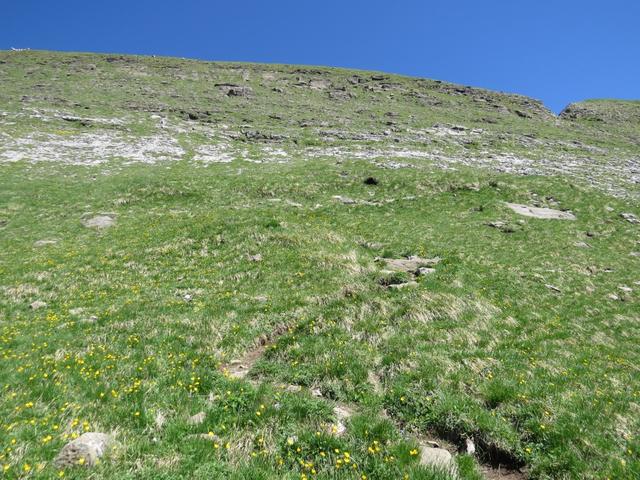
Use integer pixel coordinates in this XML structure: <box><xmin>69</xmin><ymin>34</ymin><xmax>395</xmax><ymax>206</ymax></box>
<box><xmin>0</xmin><ymin>51</ymin><xmax>639</xmax><ymax>480</ymax></box>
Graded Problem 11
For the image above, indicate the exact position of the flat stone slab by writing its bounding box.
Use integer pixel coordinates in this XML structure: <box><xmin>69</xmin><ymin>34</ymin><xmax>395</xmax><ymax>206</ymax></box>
<box><xmin>505</xmin><ymin>203</ymin><xmax>576</xmax><ymax>220</ymax></box>
<box><xmin>82</xmin><ymin>215</ymin><xmax>116</xmax><ymax>229</ymax></box>
<box><xmin>379</xmin><ymin>256</ymin><xmax>441</xmax><ymax>273</ymax></box>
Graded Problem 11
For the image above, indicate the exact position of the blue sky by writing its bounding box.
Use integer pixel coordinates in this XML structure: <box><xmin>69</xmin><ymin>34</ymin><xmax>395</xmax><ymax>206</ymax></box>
<box><xmin>2</xmin><ymin>0</ymin><xmax>639</xmax><ymax>112</ymax></box>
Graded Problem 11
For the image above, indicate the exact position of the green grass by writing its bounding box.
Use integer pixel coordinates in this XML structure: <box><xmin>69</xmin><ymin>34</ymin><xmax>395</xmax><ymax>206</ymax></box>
<box><xmin>1</xmin><ymin>158</ymin><xmax>639</xmax><ymax>479</ymax></box>
<box><xmin>0</xmin><ymin>50</ymin><xmax>639</xmax><ymax>479</ymax></box>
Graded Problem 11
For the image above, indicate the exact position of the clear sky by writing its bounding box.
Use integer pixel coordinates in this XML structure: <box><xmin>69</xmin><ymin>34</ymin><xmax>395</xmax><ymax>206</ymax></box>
<box><xmin>2</xmin><ymin>0</ymin><xmax>639</xmax><ymax>112</ymax></box>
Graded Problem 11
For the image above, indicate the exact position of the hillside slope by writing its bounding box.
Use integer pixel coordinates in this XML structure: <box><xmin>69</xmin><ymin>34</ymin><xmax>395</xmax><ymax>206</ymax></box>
<box><xmin>0</xmin><ymin>50</ymin><xmax>638</xmax><ymax>197</ymax></box>
<box><xmin>0</xmin><ymin>51</ymin><xmax>639</xmax><ymax>480</ymax></box>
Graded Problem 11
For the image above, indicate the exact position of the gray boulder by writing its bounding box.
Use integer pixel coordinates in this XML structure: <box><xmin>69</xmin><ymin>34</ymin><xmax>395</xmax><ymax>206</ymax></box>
<box><xmin>54</xmin><ymin>432</ymin><xmax>114</xmax><ymax>468</ymax></box>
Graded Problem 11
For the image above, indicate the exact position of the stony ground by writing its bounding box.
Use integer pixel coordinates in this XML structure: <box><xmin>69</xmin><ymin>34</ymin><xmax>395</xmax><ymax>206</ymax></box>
<box><xmin>0</xmin><ymin>51</ymin><xmax>639</xmax><ymax>479</ymax></box>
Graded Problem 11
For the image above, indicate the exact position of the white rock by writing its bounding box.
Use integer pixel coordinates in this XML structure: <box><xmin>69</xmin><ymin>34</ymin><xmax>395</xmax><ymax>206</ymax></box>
<box><xmin>331</xmin><ymin>405</ymin><xmax>353</xmax><ymax>437</ymax></box>
<box><xmin>620</xmin><ymin>213</ymin><xmax>639</xmax><ymax>224</ymax></box>
<box><xmin>332</xmin><ymin>195</ymin><xmax>356</xmax><ymax>205</ymax></box>
<box><xmin>417</xmin><ymin>267</ymin><xmax>436</xmax><ymax>276</ymax></box>
<box><xmin>419</xmin><ymin>445</ymin><xmax>457</xmax><ymax>476</ymax></box>
<box><xmin>505</xmin><ymin>203</ymin><xmax>576</xmax><ymax>220</ymax></box>
<box><xmin>333</xmin><ymin>405</ymin><xmax>353</xmax><ymax>421</ymax></box>
<box><xmin>82</xmin><ymin>215</ymin><xmax>115</xmax><ymax>229</ymax></box>
<box><xmin>465</xmin><ymin>438</ymin><xmax>476</xmax><ymax>455</ymax></box>
<box><xmin>389</xmin><ymin>281</ymin><xmax>418</xmax><ymax>290</ymax></box>
<box><xmin>30</xmin><ymin>300</ymin><xmax>47</xmax><ymax>310</ymax></box>
<box><xmin>380</xmin><ymin>256</ymin><xmax>441</xmax><ymax>273</ymax></box>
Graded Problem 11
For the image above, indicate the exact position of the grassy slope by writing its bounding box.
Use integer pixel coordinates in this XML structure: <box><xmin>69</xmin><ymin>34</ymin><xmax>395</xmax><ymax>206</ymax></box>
<box><xmin>0</xmin><ymin>51</ymin><xmax>639</xmax><ymax>479</ymax></box>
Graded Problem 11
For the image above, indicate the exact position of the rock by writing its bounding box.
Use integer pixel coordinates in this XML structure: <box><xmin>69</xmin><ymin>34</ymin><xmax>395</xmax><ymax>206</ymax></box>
<box><xmin>333</xmin><ymin>195</ymin><xmax>356</xmax><ymax>205</ymax></box>
<box><xmin>545</xmin><ymin>284</ymin><xmax>562</xmax><ymax>293</ymax></box>
<box><xmin>243</xmin><ymin>130</ymin><xmax>287</xmax><ymax>142</ymax></box>
<box><xmin>227</xmin><ymin>86</ymin><xmax>253</xmax><ymax>97</ymax></box>
<box><xmin>505</xmin><ymin>203</ymin><xmax>576</xmax><ymax>220</ymax></box>
<box><xmin>380</xmin><ymin>256</ymin><xmax>441</xmax><ymax>274</ymax></box>
<box><xmin>54</xmin><ymin>432</ymin><xmax>114</xmax><ymax>468</ymax></box>
<box><xmin>486</xmin><ymin>221</ymin><xmax>516</xmax><ymax>233</ymax></box>
<box><xmin>465</xmin><ymin>438</ymin><xmax>476</xmax><ymax>455</ymax></box>
<box><xmin>310</xmin><ymin>388</ymin><xmax>323</xmax><ymax>397</ymax></box>
<box><xmin>248</xmin><ymin>253</ymin><xmax>263</xmax><ymax>262</ymax></box>
<box><xmin>332</xmin><ymin>422</ymin><xmax>347</xmax><ymax>436</ymax></box>
<box><xmin>375</xmin><ymin>160</ymin><xmax>412</xmax><ymax>170</ymax></box>
<box><xmin>215</xmin><ymin>83</ymin><xmax>253</xmax><ymax>97</ymax></box>
<box><xmin>417</xmin><ymin>267</ymin><xmax>436</xmax><ymax>276</ymax></box>
<box><xmin>69</xmin><ymin>308</ymin><xmax>85</xmax><ymax>316</ymax></box>
<box><xmin>620</xmin><ymin>212</ymin><xmax>639</xmax><ymax>224</ymax></box>
<box><xmin>358</xmin><ymin>240</ymin><xmax>384</xmax><ymax>250</ymax></box>
<box><xmin>574</xmin><ymin>241</ymin><xmax>591</xmax><ymax>248</ymax></box>
<box><xmin>82</xmin><ymin>215</ymin><xmax>115</xmax><ymax>229</ymax></box>
<box><xmin>419</xmin><ymin>445</ymin><xmax>457</xmax><ymax>475</ymax></box>
<box><xmin>34</xmin><ymin>239</ymin><xmax>58</xmax><ymax>247</ymax></box>
<box><xmin>334</xmin><ymin>405</ymin><xmax>353</xmax><ymax>420</ymax></box>
<box><xmin>30</xmin><ymin>300</ymin><xmax>47</xmax><ymax>310</ymax></box>
<box><xmin>187</xmin><ymin>411</ymin><xmax>206</xmax><ymax>425</ymax></box>
<box><xmin>388</xmin><ymin>281</ymin><xmax>418</xmax><ymax>290</ymax></box>
<box><xmin>618</xmin><ymin>285</ymin><xmax>633</xmax><ymax>293</ymax></box>
<box><xmin>331</xmin><ymin>405</ymin><xmax>353</xmax><ymax>436</ymax></box>
<box><xmin>309</xmin><ymin>79</ymin><xmax>331</xmax><ymax>90</ymax></box>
